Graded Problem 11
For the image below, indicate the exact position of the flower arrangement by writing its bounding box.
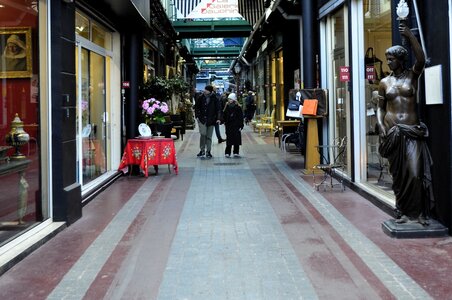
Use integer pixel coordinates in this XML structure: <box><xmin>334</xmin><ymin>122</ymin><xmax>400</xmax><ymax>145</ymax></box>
<box><xmin>81</xmin><ymin>99</ymin><xmax>89</xmax><ymax>123</ymax></box>
<box><xmin>142</xmin><ymin>97</ymin><xmax>169</xmax><ymax>124</ymax></box>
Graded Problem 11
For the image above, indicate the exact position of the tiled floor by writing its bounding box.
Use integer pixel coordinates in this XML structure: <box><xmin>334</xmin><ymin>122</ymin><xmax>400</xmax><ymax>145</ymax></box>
<box><xmin>0</xmin><ymin>125</ymin><xmax>451</xmax><ymax>299</ymax></box>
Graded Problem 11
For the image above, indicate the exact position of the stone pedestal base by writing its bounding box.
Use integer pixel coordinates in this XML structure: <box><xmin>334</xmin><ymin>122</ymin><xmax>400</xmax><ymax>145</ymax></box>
<box><xmin>382</xmin><ymin>219</ymin><xmax>448</xmax><ymax>239</ymax></box>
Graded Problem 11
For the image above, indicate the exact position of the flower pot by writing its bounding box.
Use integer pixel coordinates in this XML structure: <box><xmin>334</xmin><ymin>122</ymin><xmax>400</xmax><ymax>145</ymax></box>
<box><xmin>149</xmin><ymin>122</ymin><xmax>172</xmax><ymax>138</ymax></box>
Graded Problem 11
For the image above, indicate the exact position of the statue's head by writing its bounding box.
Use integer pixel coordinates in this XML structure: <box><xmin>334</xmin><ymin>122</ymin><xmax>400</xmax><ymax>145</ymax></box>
<box><xmin>385</xmin><ymin>45</ymin><xmax>408</xmax><ymax>62</ymax></box>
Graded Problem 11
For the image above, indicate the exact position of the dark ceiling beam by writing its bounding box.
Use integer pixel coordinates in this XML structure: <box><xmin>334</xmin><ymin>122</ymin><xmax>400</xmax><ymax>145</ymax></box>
<box><xmin>191</xmin><ymin>46</ymin><xmax>242</xmax><ymax>57</ymax></box>
<box><xmin>173</xmin><ymin>20</ymin><xmax>252</xmax><ymax>38</ymax></box>
<box><xmin>199</xmin><ymin>63</ymin><xmax>232</xmax><ymax>69</ymax></box>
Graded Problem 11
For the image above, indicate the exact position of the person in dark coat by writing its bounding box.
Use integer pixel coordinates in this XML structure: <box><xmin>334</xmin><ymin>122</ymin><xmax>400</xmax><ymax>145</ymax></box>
<box><xmin>244</xmin><ymin>91</ymin><xmax>256</xmax><ymax>124</ymax></box>
<box><xmin>223</xmin><ymin>93</ymin><xmax>244</xmax><ymax>158</ymax></box>
<box><xmin>194</xmin><ymin>85</ymin><xmax>221</xmax><ymax>158</ymax></box>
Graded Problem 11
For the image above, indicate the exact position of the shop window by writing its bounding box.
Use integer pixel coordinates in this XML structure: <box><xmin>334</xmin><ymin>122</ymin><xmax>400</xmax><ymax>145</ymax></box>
<box><xmin>76</xmin><ymin>11</ymin><xmax>112</xmax><ymax>51</ymax></box>
<box><xmin>75</xmin><ymin>10</ymin><xmax>111</xmax><ymax>187</ymax></box>
<box><xmin>143</xmin><ymin>42</ymin><xmax>155</xmax><ymax>82</ymax></box>
<box><xmin>92</xmin><ymin>23</ymin><xmax>111</xmax><ymax>51</ymax></box>
<box><xmin>327</xmin><ymin>7</ymin><xmax>350</xmax><ymax>176</ymax></box>
<box><xmin>0</xmin><ymin>0</ymin><xmax>43</xmax><ymax>246</ymax></box>
<box><xmin>363</xmin><ymin>0</ymin><xmax>393</xmax><ymax>189</ymax></box>
<box><xmin>76</xmin><ymin>12</ymin><xmax>89</xmax><ymax>40</ymax></box>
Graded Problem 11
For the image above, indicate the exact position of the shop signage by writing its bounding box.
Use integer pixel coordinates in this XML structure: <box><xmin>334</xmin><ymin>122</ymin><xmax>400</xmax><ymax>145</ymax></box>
<box><xmin>339</xmin><ymin>66</ymin><xmax>350</xmax><ymax>82</ymax></box>
<box><xmin>122</xmin><ymin>81</ymin><xmax>130</xmax><ymax>88</ymax></box>
<box><xmin>366</xmin><ymin>66</ymin><xmax>376</xmax><ymax>81</ymax></box>
<box><xmin>176</xmin><ymin>0</ymin><xmax>242</xmax><ymax>19</ymax></box>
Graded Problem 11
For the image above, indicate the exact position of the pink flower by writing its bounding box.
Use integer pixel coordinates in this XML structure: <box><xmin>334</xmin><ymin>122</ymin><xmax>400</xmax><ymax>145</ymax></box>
<box><xmin>141</xmin><ymin>97</ymin><xmax>169</xmax><ymax>124</ymax></box>
<box><xmin>160</xmin><ymin>103</ymin><xmax>169</xmax><ymax>113</ymax></box>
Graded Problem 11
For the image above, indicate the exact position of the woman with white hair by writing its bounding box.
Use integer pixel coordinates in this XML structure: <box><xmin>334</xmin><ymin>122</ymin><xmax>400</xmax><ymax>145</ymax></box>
<box><xmin>223</xmin><ymin>93</ymin><xmax>244</xmax><ymax>157</ymax></box>
<box><xmin>1</xmin><ymin>34</ymin><xmax>27</xmax><ymax>71</ymax></box>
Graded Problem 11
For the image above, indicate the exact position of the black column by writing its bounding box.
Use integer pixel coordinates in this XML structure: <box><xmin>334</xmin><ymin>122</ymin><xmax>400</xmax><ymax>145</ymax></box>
<box><xmin>51</xmin><ymin>0</ymin><xmax>81</xmax><ymax>225</ymax></box>
<box><xmin>123</xmin><ymin>32</ymin><xmax>144</xmax><ymax>140</ymax></box>
<box><xmin>302</xmin><ymin>0</ymin><xmax>317</xmax><ymax>89</ymax></box>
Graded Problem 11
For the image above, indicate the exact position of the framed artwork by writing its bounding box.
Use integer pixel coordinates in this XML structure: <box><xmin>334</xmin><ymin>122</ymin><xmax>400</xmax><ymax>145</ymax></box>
<box><xmin>0</xmin><ymin>27</ymin><xmax>32</xmax><ymax>78</ymax></box>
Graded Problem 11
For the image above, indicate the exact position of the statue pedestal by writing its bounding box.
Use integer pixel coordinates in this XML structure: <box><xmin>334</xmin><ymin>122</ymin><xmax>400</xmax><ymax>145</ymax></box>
<box><xmin>382</xmin><ymin>219</ymin><xmax>448</xmax><ymax>239</ymax></box>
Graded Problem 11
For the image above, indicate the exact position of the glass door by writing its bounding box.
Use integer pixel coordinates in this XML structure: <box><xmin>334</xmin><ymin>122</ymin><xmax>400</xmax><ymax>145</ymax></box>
<box><xmin>329</xmin><ymin>7</ymin><xmax>350</xmax><ymax>175</ymax></box>
<box><xmin>76</xmin><ymin>44</ymin><xmax>107</xmax><ymax>186</ymax></box>
<box><xmin>362</xmin><ymin>0</ymin><xmax>393</xmax><ymax>188</ymax></box>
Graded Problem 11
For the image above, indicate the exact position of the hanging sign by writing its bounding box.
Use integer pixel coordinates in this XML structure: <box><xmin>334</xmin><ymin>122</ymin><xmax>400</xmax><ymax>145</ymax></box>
<box><xmin>339</xmin><ymin>66</ymin><xmax>350</xmax><ymax>82</ymax></box>
<box><xmin>122</xmin><ymin>81</ymin><xmax>130</xmax><ymax>88</ymax></box>
<box><xmin>177</xmin><ymin>0</ymin><xmax>242</xmax><ymax>19</ymax></box>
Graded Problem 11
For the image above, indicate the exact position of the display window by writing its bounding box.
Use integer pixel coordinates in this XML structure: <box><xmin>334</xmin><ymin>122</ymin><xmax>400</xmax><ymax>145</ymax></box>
<box><xmin>143</xmin><ymin>42</ymin><xmax>155</xmax><ymax>82</ymax></box>
<box><xmin>0</xmin><ymin>1</ymin><xmax>44</xmax><ymax>246</ymax></box>
<box><xmin>75</xmin><ymin>11</ymin><xmax>112</xmax><ymax>188</ymax></box>
<box><xmin>362</xmin><ymin>0</ymin><xmax>393</xmax><ymax>190</ymax></box>
<box><xmin>324</xmin><ymin>6</ymin><xmax>351</xmax><ymax>177</ymax></box>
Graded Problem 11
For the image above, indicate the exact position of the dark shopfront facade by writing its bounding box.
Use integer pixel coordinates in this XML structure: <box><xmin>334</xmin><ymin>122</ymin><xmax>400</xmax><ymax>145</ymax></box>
<box><xmin>0</xmin><ymin>0</ymin><xmax>180</xmax><ymax>274</ymax></box>
<box><xmin>241</xmin><ymin>0</ymin><xmax>452</xmax><ymax>233</ymax></box>
<box><xmin>316</xmin><ymin>0</ymin><xmax>452</xmax><ymax>231</ymax></box>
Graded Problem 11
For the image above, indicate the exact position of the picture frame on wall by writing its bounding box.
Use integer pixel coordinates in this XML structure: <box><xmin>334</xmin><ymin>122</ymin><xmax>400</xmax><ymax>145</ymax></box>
<box><xmin>0</xmin><ymin>27</ymin><xmax>32</xmax><ymax>78</ymax></box>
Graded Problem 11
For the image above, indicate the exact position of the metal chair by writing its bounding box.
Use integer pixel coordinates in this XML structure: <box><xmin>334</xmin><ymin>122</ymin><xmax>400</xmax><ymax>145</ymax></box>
<box><xmin>281</xmin><ymin>122</ymin><xmax>304</xmax><ymax>153</ymax></box>
<box><xmin>255</xmin><ymin>109</ymin><xmax>275</xmax><ymax>135</ymax></box>
<box><xmin>313</xmin><ymin>136</ymin><xmax>347</xmax><ymax>191</ymax></box>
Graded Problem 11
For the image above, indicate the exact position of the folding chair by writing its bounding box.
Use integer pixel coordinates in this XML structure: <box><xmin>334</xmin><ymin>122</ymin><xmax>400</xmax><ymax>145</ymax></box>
<box><xmin>313</xmin><ymin>136</ymin><xmax>347</xmax><ymax>191</ymax></box>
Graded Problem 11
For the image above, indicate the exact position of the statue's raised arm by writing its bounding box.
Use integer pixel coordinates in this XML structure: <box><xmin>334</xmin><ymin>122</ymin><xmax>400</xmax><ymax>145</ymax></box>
<box><xmin>400</xmin><ymin>23</ymin><xmax>425</xmax><ymax>75</ymax></box>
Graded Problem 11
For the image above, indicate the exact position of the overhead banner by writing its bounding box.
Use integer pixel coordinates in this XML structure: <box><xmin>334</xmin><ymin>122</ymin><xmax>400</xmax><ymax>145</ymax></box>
<box><xmin>175</xmin><ymin>0</ymin><xmax>242</xmax><ymax>19</ymax></box>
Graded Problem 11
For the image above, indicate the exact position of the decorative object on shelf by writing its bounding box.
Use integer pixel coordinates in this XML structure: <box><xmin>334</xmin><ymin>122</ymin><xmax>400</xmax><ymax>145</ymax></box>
<box><xmin>138</xmin><ymin>123</ymin><xmax>152</xmax><ymax>137</ymax></box>
<box><xmin>5</xmin><ymin>113</ymin><xmax>29</xmax><ymax>160</ymax></box>
<box><xmin>141</xmin><ymin>97</ymin><xmax>169</xmax><ymax>124</ymax></box>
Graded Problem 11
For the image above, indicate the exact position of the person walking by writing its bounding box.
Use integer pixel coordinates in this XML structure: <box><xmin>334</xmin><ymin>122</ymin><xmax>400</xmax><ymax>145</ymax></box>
<box><xmin>244</xmin><ymin>91</ymin><xmax>256</xmax><ymax>124</ymax></box>
<box><xmin>194</xmin><ymin>85</ymin><xmax>222</xmax><ymax>158</ymax></box>
<box><xmin>223</xmin><ymin>93</ymin><xmax>244</xmax><ymax>158</ymax></box>
<box><xmin>213</xmin><ymin>87</ymin><xmax>226</xmax><ymax>143</ymax></box>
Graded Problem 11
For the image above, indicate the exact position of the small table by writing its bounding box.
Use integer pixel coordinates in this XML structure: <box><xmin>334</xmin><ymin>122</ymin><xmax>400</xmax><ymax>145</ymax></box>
<box><xmin>118</xmin><ymin>138</ymin><xmax>178</xmax><ymax>177</ymax></box>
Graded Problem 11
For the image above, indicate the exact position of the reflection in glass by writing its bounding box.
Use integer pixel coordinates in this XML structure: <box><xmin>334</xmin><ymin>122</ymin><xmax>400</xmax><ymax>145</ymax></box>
<box><xmin>363</xmin><ymin>0</ymin><xmax>393</xmax><ymax>190</ymax></box>
<box><xmin>76</xmin><ymin>48</ymin><xmax>107</xmax><ymax>185</ymax></box>
<box><xmin>0</xmin><ymin>0</ymin><xmax>43</xmax><ymax>246</ymax></box>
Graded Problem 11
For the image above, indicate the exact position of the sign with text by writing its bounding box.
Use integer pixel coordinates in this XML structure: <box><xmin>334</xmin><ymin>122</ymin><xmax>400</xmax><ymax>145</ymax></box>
<box><xmin>176</xmin><ymin>0</ymin><xmax>242</xmax><ymax>19</ymax></box>
<box><xmin>339</xmin><ymin>66</ymin><xmax>350</xmax><ymax>82</ymax></box>
<box><xmin>366</xmin><ymin>65</ymin><xmax>376</xmax><ymax>81</ymax></box>
<box><xmin>122</xmin><ymin>81</ymin><xmax>130</xmax><ymax>88</ymax></box>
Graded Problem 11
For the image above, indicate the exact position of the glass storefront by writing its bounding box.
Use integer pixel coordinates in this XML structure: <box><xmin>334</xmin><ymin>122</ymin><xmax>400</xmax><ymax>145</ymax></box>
<box><xmin>325</xmin><ymin>6</ymin><xmax>351</xmax><ymax>176</ymax></box>
<box><xmin>144</xmin><ymin>42</ymin><xmax>155</xmax><ymax>82</ymax></box>
<box><xmin>0</xmin><ymin>1</ymin><xmax>44</xmax><ymax>246</ymax></box>
<box><xmin>362</xmin><ymin>0</ymin><xmax>393</xmax><ymax>190</ymax></box>
<box><xmin>75</xmin><ymin>11</ymin><xmax>112</xmax><ymax>188</ymax></box>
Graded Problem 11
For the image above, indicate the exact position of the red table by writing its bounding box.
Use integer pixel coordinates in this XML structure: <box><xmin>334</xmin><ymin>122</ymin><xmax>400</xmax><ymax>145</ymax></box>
<box><xmin>118</xmin><ymin>138</ymin><xmax>178</xmax><ymax>176</ymax></box>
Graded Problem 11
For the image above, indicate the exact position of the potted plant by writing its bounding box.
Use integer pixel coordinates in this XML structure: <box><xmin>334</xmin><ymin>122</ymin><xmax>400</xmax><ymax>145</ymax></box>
<box><xmin>141</xmin><ymin>97</ymin><xmax>171</xmax><ymax>137</ymax></box>
<box><xmin>141</xmin><ymin>76</ymin><xmax>190</xmax><ymax>114</ymax></box>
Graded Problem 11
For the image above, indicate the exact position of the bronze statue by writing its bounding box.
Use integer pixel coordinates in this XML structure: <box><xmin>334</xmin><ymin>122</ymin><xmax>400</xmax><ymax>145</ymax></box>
<box><xmin>377</xmin><ymin>23</ymin><xmax>434</xmax><ymax>225</ymax></box>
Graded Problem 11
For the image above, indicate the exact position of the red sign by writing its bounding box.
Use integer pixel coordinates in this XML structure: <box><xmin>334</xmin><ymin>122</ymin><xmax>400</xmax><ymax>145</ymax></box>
<box><xmin>366</xmin><ymin>66</ymin><xmax>376</xmax><ymax>81</ymax></box>
<box><xmin>122</xmin><ymin>81</ymin><xmax>130</xmax><ymax>88</ymax></box>
<box><xmin>339</xmin><ymin>66</ymin><xmax>350</xmax><ymax>82</ymax></box>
